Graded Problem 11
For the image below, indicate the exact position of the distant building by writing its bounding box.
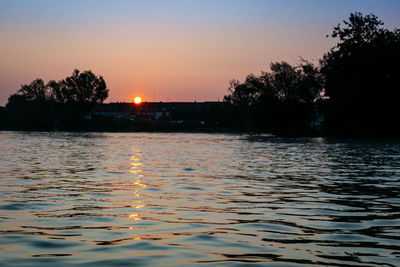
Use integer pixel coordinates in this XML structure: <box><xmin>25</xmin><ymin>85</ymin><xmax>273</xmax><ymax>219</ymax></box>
<box><xmin>88</xmin><ymin>101</ymin><xmax>219</xmax><ymax>121</ymax></box>
<box><xmin>89</xmin><ymin>103</ymin><xmax>135</xmax><ymax>120</ymax></box>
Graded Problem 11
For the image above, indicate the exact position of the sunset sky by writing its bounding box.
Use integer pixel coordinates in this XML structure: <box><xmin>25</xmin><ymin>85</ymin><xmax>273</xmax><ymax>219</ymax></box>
<box><xmin>1</xmin><ymin>0</ymin><xmax>399</xmax><ymax>105</ymax></box>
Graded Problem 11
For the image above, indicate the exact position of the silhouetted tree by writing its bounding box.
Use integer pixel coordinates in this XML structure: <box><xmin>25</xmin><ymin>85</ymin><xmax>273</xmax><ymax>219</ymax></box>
<box><xmin>48</xmin><ymin>69</ymin><xmax>108</xmax><ymax>104</ymax></box>
<box><xmin>224</xmin><ymin>60</ymin><xmax>323</xmax><ymax>135</ymax></box>
<box><xmin>5</xmin><ymin>69</ymin><xmax>109</xmax><ymax>130</ymax></box>
<box><xmin>16</xmin><ymin>78</ymin><xmax>49</xmax><ymax>102</ymax></box>
<box><xmin>321</xmin><ymin>12</ymin><xmax>400</xmax><ymax>137</ymax></box>
<box><xmin>0</xmin><ymin>106</ymin><xmax>7</xmax><ymax>129</ymax></box>
<box><xmin>5</xmin><ymin>92</ymin><xmax>55</xmax><ymax>130</ymax></box>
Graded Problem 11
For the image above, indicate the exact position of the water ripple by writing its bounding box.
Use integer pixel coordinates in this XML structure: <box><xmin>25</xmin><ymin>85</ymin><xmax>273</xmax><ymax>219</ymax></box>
<box><xmin>0</xmin><ymin>132</ymin><xmax>399</xmax><ymax>266</ymax></box>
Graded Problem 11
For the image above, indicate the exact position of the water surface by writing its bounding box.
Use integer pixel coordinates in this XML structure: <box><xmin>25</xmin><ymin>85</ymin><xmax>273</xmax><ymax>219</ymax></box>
<box><xmin>0</xmin><ymin>132</ymin><xmax>399</xmax><ymax>266</ymax></box>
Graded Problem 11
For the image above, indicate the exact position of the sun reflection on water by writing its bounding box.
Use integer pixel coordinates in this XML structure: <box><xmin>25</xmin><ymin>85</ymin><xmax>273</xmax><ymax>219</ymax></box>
<box><xmin>129</xmin><ymin>213</ymin><xmax>142</xmax><ymax>220</ymax></box>
<box><xmin>129</xmin><ymin>148</ymin><xmax>146</xmax><ymax>221</ymax></box>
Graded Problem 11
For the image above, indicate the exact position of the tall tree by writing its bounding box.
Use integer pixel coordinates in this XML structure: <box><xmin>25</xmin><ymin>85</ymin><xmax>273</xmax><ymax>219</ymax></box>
<box><xmin>321</xmin><ymin>12</ymin><xmax>400</xmax><ymax>137</ymax></box>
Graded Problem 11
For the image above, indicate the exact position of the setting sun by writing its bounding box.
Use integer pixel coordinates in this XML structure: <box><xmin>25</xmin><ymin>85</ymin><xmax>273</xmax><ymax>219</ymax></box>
<box><xmin>134</xmin><ymin>96</ymin><xmax>142</xmax><ymax>104</ymax></box>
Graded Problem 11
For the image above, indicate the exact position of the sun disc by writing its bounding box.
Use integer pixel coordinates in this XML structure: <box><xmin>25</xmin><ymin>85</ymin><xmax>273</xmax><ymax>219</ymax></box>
<box><xmin>134</xmin><ymin>96</ymin><xmax>142</xmax><ymax>104</ymax></box>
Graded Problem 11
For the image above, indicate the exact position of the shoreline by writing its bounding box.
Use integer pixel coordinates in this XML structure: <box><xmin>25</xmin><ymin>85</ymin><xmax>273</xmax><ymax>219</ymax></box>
<box><xmin>2</xmin><ymin>129</ymin><xmax>400</xmax><ymax>141</ymax></box>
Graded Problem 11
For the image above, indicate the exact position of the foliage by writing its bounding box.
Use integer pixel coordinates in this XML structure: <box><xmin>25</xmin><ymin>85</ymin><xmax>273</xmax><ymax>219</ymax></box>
<box><xmin>48</xmin><ymin>69</ymin><xmax>108</xmax><ymax>104</ymax></box>
<box><xmin>17</xmin><ymin>79</ymin><xmax>49</xmax><ymax>102</ymax></box>
<box><xmin>224</xmin><ymin>12</ymin><xmax>399</xmax><ymax>137</ymax></box>
<box><xmin>11</xmin><ymin>69</ymin><xmax>108</xmax><ymax>104</ymax></box>
<box><xmin>4</xmin><ymin>69</ymin><xmax>108</xmax><ymax>130</ymax></box>
<box><xmin>321</xmin><ymin>12</ymin><xmax>400</xmax><ymax>137</ymax></box>
<box><xmin>224</xmin><ymin>61</ymin><xmax>323</xmax><ymax>135</ymax></box>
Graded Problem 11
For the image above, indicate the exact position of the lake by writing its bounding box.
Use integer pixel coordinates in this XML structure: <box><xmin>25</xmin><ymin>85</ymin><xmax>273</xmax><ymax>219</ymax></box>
<box><xmin>0</xmin><ymin>132</ymin><xmax>399</xmax><ymax>266</ymax></box>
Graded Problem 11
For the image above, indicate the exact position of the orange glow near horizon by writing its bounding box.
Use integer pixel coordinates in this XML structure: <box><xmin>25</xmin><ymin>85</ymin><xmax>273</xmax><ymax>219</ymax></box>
<box><xmin>134</xmin><ymin>97</ymin><xmax>142</xmax><ymax>104</ymax></box>
<box><xmin>2</xmin><ymin>1</ymin><xmax>399</xmax><ymax>106</ymax></box>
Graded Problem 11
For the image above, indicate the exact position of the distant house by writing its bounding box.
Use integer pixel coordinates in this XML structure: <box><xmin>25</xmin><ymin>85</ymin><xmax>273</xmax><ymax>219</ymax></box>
<box><xmin>88</xmin><ymin>101</ymin><xmax>219</xmax><ymax>121</ymax></box>
<box><xmin>89</xmin><ymin>103</ymin><xmax>136</xmax><ymax>120</ymax></box>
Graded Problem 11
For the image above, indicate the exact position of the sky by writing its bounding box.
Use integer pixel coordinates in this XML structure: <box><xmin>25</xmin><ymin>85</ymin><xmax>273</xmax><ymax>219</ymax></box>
<box><xmin>1</xmin><ymin>0</ymin><xmax>400</xmax><ymax>105</ymax></box>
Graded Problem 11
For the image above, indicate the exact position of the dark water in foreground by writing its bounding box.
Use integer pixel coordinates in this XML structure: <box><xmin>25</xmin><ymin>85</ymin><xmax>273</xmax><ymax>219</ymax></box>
<box><xmin>0</xmin><ymin>132</ymin><xmax>399</xmax><ymax>267</ymax></box>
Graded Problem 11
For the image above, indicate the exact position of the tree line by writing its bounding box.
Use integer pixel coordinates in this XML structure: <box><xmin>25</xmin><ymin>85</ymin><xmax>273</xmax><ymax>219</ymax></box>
<box><xmin>223</xmin><ymin>12</ymin><xmax>400</xmax><ymax>137</ymax></box>
<box><xmin>1</xmin><ymin>12</ymin><xmax>399</xmax><ymax>136</ymax></box>
<box><xmin>3</xmin><ymin>69</ymin><xmax>108</xmax><ymax>130</ymax></box>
